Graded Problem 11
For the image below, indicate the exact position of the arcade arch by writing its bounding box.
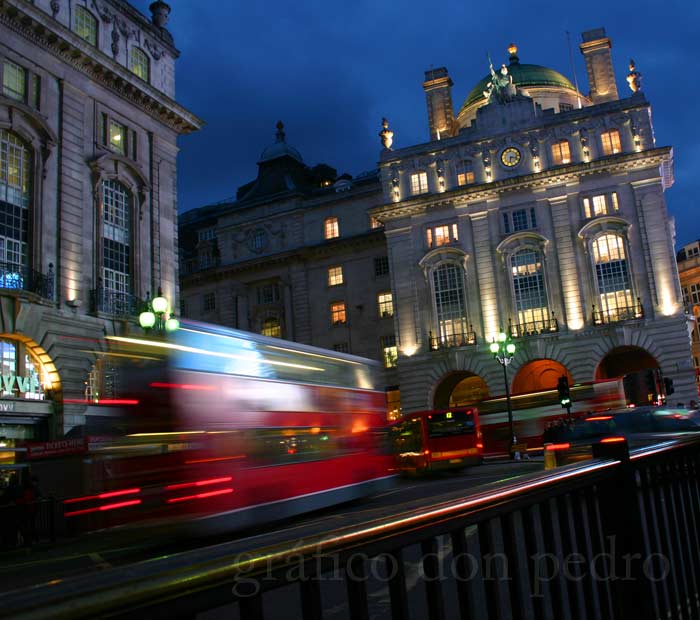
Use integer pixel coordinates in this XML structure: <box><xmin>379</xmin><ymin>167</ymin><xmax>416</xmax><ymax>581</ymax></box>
<box><xmin>511</xmin><ymin>359</ymin><xmax>572</xmax><ymax>395</ymax></box>
<box><xmin>595</xmin><ymin>345</ymin><xmax>658</xmax><ymax>380</ymax></box>
<box><xmin>433</xmin><ymin>372</ymin><xmax>490</xmax><ymax>409</ymax></box>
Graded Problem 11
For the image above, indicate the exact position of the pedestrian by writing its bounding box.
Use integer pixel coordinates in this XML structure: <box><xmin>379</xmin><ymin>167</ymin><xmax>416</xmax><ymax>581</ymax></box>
<box><xmin>15</xmin><ymin>475</ymin><xmax>36</xmax><ymax>548</ymax></box>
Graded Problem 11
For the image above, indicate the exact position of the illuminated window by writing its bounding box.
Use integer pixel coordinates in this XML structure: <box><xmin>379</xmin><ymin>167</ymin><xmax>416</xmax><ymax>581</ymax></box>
<box><xmin>327</xmin><ymin>266</ymin><xmax>343</xmax><ymax>286</ymax></box>
<box><xmin>203</xmin><ymin>292</ymin><xmax>216</xmax><ymax>312</ymax></box>
<box><xmin>0</xmin><ymin>130</ymin><xmax>31</xmax><ymax>286</ymax></box>
<box><xmin>433</xmin><ymin>263</ymin><xmax>468</xmax><ymax>344</ymax></box>
<box><xmin>130</xmin><ymin>47</ymin><xmax>150</xmax><ymax>82</ymax></box>
<box><xmin>374</xmin><ymin>256</ymin><xmax>389</xmax><ymax>276</ymax></box>
<box><xmin>690</xmin><ymin>284</ymin><xmax>700</xmax><ymax>304</ymax></box>
<box><xmin>0</xmin><ymin>338</ymin><xmax>47</xmax><ymax>399</ymax></box>
<box><xmin>102</xmin><ymin>180</ymin><xmax>131</xmax><ymax>301</ymax></box>
<box><xmin>456</xmin><ymin>160</ymin><xmax>474</xmax><ymax>186</ymax></box>
<box><xmin>378</xmin><ymin>292</ymin><xmax>394</xmax><ymax>318</ymax></box>
<box><xmin>386</xmin><ymin>388</ymin><xmax>401</xmax><ymax>421</ymax></box>
<box><xmin>324</xmin><ymin>216</ymin><xmax>339</xmax><ymax>240</ymax></box>
<box><xmin>331</xmin><ymin>302</ymin><xmax>346</xmax><ymax>325</ymax></box>
<box><xmin>592</xmin><ymin>234</ymin><xmax>635</xmax><ymax>319</ymax></box>
<box><xmin>410</xmin><ymin>171</ymin><xmax>428</xmax><ymax>195</ymax></box>
<box><xmin>109</xmin><ymin>121</ymin><xmax>126</xmax><ymax>155</ymax></box>
<box><xmin>381</xmin><ymin>335</ymin><xmax>398</xmax><ymax>368</ymax></box>
<box><xmin>511</xmin><ymin>249</ymin><xmax>548</xmax><ymax>328</ymax></box>
<box><xmin>550</xmin><ymin>140</ymin><xmax>571</xmax><ymax>165</ymax></box>
<box><xmin>583</xmin><ymin>192</ymin><xmax>619</xmax><ymax>218</ymax></box>
<box><xmin>601</xmin><ymin>129</ymin><xmax>622</xmax><ymax>156</ymax></box>
<box><xmin>3</xmin><ymin>61</ymin><xmax>26</xmax><ymax>102</ymax></box>
<box><xmin>261</xmin><ymin>317</ymin><xmax>281</xmax><ymax>338</ymax></box>
<box><xmin>426</xmin><ymin>223</ymin><xmax>458</xmax><ymax>248</ymax></box>
<box><xmin>74</xmin><ymin>6</ymin><xmax>98</xmax><ymax>46</ymax></box>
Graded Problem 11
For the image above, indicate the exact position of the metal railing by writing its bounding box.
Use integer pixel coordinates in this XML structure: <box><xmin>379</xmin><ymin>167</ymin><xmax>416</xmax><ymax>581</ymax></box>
<box><xmin>0</xmin><ymin>262</ymin><xmax>54</xmax><ymax>300</ymax></box>
<box><xmin>593</xmin><ymin>298</ymin><xmax>644</xmax><ymax>325</ymax></box>
<box><xmin>508</xmin><ymin>314</ymin><xmax>559</xmax><ymax>338</ymax></box>
<box><xmin>89</xmin><ymin>287</ymin><xmax>141</xmax><ymax>318</ymax></box>
<box><xmin>0</xmin><ymin>498</ymin><xmax>58</xmax><ymax>549</ymax></box>
<box><xmin>429</xmin><ymin>328</ymin><xmax>477</xmax><ymax>350</ymax></box>
<box><xmin>1</xmin><ymin>436</ymin><xmax>699</xmax><ymax>619</ymax></box>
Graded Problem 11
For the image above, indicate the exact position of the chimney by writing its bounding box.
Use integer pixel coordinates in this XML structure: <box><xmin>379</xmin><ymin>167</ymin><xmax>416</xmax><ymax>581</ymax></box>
<box><xmin>423</xmin><ymin>67</ymin><xmax>455</xmax><ymax>141</ymax></box>
<box><xmin>579</xmin><ymin>28</ymin><xmax>619</xmax><ymax>104</ymax></box>
<box><xmin>149</xmin><ymin>1</ymin><xmax>171</xmax><ymax>28</ymax></box>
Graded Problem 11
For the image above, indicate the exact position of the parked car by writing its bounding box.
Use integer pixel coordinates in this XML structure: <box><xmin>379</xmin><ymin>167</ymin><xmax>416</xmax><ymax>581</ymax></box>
<box><xmin>544</xmin><ymin>407</ymin><xmax>700</xmax><ymax>466</ymax></box>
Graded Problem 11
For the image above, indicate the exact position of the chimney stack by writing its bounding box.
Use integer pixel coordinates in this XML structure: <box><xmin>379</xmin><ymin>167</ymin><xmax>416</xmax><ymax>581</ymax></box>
<box><xmin>423</xmin><ymin>67</ymin><xmax>455</xmax><ymax>141</ymax></box>
<box><xmin>579</xmin><ymin>28</ymin><xmax>619</xmax><ymax>104</ymax></box>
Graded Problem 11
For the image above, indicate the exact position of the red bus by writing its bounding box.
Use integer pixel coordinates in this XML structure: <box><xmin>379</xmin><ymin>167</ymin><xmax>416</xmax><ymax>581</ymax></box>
<box><xmin>390</xmin><ymin>408</ymin><xmax>483</xmax><ymax>474</ymax></box>
<box><xmin>60</xmin><ymin>321</ymin><xmax>395</xmax><ymax>535</ymax></box>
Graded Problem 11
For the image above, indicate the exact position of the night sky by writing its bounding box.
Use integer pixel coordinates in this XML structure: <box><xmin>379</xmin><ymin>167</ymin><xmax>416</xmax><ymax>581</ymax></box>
<box><xmin>132</xmin><ymin>1</ymin><xmax>699</xmax><ymax>248</ymax></box>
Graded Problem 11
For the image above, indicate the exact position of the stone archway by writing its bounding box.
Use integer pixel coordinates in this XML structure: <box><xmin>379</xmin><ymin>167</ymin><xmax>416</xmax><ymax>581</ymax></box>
<box><xmin>433</xmin><ymin>371</ymin><xmax>490</xmax><ymax>409</ymax></box>
<box><xmin>511</xmin><ymin>359</ymin><xmax>573</xmax><ymax>395</ymax></box>
<box><xmin>595</xmin><ymin>346</ymin><xmax>658</xmax><ymax>380</ymax></box>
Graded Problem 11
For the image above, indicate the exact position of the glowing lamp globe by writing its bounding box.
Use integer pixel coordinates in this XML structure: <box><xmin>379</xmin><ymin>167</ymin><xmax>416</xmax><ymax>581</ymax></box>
<box><xmin>497</xmin><ymin>332</ymin><xmax>507</xmax><ymax>342</ymax></box>
<box><xmin>152</xmin><ymin>294</ymin><xmax>168</xmax><ymax>314</ymax></box>
<box><xmin>139</xmin><ymin>310</ymin><xmax>156</xmax><ymax>328</ymax></box>
<box><xmin>165</xmin><ymin>317</ymin><xmax>180</xmax><ymax>332</ymax></box>
<box><xmin>506</xmin><ymin>343</ymin><xmax>516</xmax><ymax>354</ymax></box>
<box><xmin>489</xmin><ymin>342</ymin><xmax>500</xmax><ymax>354</ymax></box>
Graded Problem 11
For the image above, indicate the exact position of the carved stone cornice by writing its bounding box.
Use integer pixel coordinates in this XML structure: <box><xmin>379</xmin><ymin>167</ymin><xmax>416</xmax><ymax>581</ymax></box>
<box><xmin>372</xmin><ymin>147</ymin><xmax>672</xmax><ymax>221</ymax></box>
<box><xmin>0</xmin><ymin>0</ymin><xmax>203</xmax><ymax>134</ymax></box>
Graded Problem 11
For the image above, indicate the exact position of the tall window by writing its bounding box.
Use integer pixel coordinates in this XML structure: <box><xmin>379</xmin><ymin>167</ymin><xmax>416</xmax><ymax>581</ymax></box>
<box><xmin>511</xmin><ymin>249</ymin><xmax>548</xmax><ymax>328</ymax></box>
<box><xmin>592</xmin><ymin>234</ymin><xmax>635</xmax><ymax>319</ymax></box>
<box><xmin>74</xmin><ymin>6</ymin><xmax>98</xmax><ymax>46</ymax></box>
<box><xmin>0</xmin><ymin>130</ymin><xmax>31</xmax><ymax>284</ymax></box>
<box><xmin>261</xmin><ymin>317</ymin><xmax>281</xmax><ymax>338</ymax></box>
<box><xmin>600</xmin><ymin>129</ymin><xmax>622</xmax><ymax>156</ymax></box>
<box><xmin>130</xmin><ymin>47</ymin><xmax>150</xmax><ymax>82</ymax></box>
<box><xmin>583</xmin><ymin>192</ymin><xmax>619</xmax><ymax>218</ymax></box>
<box><xmin>456</xmin><ymin>160</ymin><xmax>474</xmax><ymax>186</ymax></box>
<box><xmin>324</xmin><ymin>216</ymin><xmax>339</xmax><ymax>240</ymax></box>
<box><xmin>327</xmin><ymin>266</ymin><xmax>343</xmax><ymax>286</ymax></box>
<box><xmin>433</xmin><ymin>264</ymin><xmax>468</xmax><ymax>342</ymax></box>
<box><xmin>410</xmin><ymin>171</ymin><xmax>428</xmax><ymax>195</ymax></box>
<box><xmin>381</xmin><ymin>335</ymin><xmax>398</xmax><ymax>368</ymax></box>
<box><xmin>2</xmin><ymin>61</ymin><xmax>26</xmax><ymax>102</ymax></box>
<box><xmin>102</xmin><ymin>180</ymin><xmax>131</xmax><ymax>300</ymax></box>
<box><xmin>109</xmin><ymin>120</ymin><xmax>126</xmax><ymax>155</ymax></box>
<box><xmin>331</xmin><ymin>302</ymin><xmax>346</xmax><ymax>325</ymax></box>
<box><xmin>378</xmin><ymin>292</ymin><xmax>394</xmax><ymax>318</ymax></box>
<box><xmin>550</xmin><ymin>140</ymin><xmax>571</xmax><ymax>165</ymax></box>
<box><xmin>374</xmin><ymin>256</ymin><xmax>389</xmax><ymax>276</ymax></box>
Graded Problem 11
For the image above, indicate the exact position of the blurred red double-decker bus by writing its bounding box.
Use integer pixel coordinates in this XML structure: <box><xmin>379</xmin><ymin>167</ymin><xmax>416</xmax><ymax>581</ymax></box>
<box><xmin>62</xmin><ymin>320</ymin><xmax>395</xmax><ymax>534</ymax></box>
<box><xmin>389</xmin><ymin>408</ymin><xmax>483</xmax><ymax>474</ymax></box>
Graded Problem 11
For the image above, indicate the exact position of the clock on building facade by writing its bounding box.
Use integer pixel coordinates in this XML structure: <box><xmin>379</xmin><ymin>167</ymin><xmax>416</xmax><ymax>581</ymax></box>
<box><xmin>500</xmin><ymin>146</ymin><xmax>521</xmax><ymax>167</ymax></box>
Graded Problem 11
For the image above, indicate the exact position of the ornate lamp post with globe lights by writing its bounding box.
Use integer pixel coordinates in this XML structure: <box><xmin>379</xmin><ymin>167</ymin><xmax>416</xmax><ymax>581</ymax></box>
<box><xmin>489</xmin><ymin>331</ymin><xmax>518</xmax><ymax>456</ymax></box>
<box><xmin>139</xmin><ymin>287</ymin><xmax>179</xmax><ymax>335</ymax></box>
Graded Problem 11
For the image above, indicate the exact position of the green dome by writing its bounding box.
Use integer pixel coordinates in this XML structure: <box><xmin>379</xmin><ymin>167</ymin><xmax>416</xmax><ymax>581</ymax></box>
<box><xmin>459</xmin><ymin>62</ymin><xmax>577</xmax><ymax>117</ymax></box>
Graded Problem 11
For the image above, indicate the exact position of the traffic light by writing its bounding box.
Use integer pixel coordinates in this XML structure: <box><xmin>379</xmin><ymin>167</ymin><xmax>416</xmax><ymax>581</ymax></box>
<box><xmin>663</xmin><ymin>377</ymin><xmax>675</xmax><ymax>396</ymax></box>
<box><xmin>557</xmin><ymin>375</ymin><xmax>571</xmax><ymax>408</ymax></box>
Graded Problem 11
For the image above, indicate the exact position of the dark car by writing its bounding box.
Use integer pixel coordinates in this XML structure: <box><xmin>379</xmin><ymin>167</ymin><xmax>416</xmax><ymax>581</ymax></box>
<box><xmin>544</xmin><ymin>407</ymin><xmax>700</xmax><ymax>466</ymax></box>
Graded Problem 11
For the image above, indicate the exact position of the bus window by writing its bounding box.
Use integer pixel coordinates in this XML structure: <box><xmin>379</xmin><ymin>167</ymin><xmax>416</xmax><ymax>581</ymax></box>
<box><xmin>392</xmin><ymin>420</ymin><xmax>422</xmax><ymax>454</ymax></box>
<box><xmin>427</xmin><ymin>410</ymin><xmax>475</xmax><ymax>438</ymax></box>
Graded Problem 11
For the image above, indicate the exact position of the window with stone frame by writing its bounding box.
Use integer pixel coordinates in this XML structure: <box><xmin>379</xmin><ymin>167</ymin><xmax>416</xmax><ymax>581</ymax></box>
<box><xmin>101</xmin><ymin>180</ymin><xmax>131</xmax><ymax>303</ymax></box>
<box><xmin>426</xmin><ymin>223</ymin><xmax>459</xmax><ymax>248</ymax></box>
<box><xmin>550</xmin><ymin>139</ymin><xmax>571</xmax><ymax>165</ymax></box>
<box><xmin>600</xmin><ymin>129</ymin><xmax>622</xmax><ymax>156</ymax></box>
<box><xmin>330</xmin><ymin>301</ymin><xmax>346</xmax><ymax>325</ymax></box>
<box><xmin>2</xmin><ymin>60</ymin><xmax>26</xmax><ymax>102</ymax></box>
<box><xmin>327</xmin><ymin>266</ymin><xmax>343</xmax><ymax>287</ymax></box>
<box><xmin>380</xmin><ymin>334</ymin><xmax>398</xmax><ymax>368</ymax></box>
<box><xmin>257</xmin><ymin>283</ymin><xmax>280</xmax><ymax>305</ymax></box>
<box><xmin>261</xmin><ymin>316</ymin><xmax>281</xmax><ymax>338</ymax></box>
<box><xmin>502</xmin><ymin>208</ymin><xmax>537</xmax><ymax>234</ymax></box>
<box><xmin>592</xmin><ymin>233</ymin><xmax>636</xmax><ymax>320</ymax></box>
<box><xmin>378</xmin><ymin>292</ymin><xmax>394</xmax><ymax>318</ymax></box>
<box><xmin>456</xmin><ymin>160</ymin><xmax>475</xmax><ymax>186</ymax></box>
<box><xmin>374</xmin><ymin>256</ymin><xmax>389</xmax><ymax>276</ymax></box>
<box><xmin>582</xmin><ymin>192</ymin><xmax>619</xmax><ymax>218</ymax></box>
<box><xmin>410</xmin><ymin>171</ymin><xmax>428</xmax><ymax>195</ymax></box>
<box><xmin>74</xmin><ymin>6</ymin><xmax>98</xmax><ymax>45</ymax></box>
<box><xmin>324</xmin><ymin>216</ymin><xmax>339</xmax><ymax>240</ymax></box>
<box><xmin>510</xmin><ymin>248</ymin><xmax>549</xmax><ymax>329</ymax></box>
<box><xmin>433</xmin><ymin>263</ymin><xmax>469</xmax><ymax>344</ymax></box>
<box><xmin>130</xmin><ymin>47</ymin><xmax>150</xmax><ymax>82</ymax></box>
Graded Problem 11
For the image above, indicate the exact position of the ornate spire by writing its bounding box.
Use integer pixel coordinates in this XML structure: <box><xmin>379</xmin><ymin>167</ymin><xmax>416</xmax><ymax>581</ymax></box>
<box><xmin>275</xmin><ymin>120</ymin><xmax>286</xmax><ymax>143</ymax></box>
<box><xmin>626</xmin><ymin>59</ymin><xmax>642</xmax><ymax>93</ymax></box>
<box><xmin>379</xmin><ymin>118</ymin><xmax>394</xmax><ymax>150</ymax></box>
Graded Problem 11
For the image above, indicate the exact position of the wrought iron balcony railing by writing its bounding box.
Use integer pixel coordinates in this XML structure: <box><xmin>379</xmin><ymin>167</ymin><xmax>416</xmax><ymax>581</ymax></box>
<box><xmin>0</xmin><ymin>262</ymin><xmax>54</xmax><ymax>300</ymax></box>
<box><xmin>429</xmin><ymin>328</ymin><xmax>477</xmax><ymax>350</ymax></box>
<box><xmin>592</xmin><ymin>298</ymin><xmax>644</xmax><ymax>325</ymax></box>
<box><xmin>90</xmin><ymin>287</ymin><xmax>142</xmax><ymax>318</ymax></box>
<box><xmin>508</xmin><ymin>314</ymin><xmax>559</xmax><ymax>338</ymax></box>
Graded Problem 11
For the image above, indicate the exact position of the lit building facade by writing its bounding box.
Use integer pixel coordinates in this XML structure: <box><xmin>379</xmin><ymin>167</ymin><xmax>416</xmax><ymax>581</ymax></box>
<box><xmin>373</xmin><ymin>29</ymin><xmax>695</xmax><ymax>412</ymax></box>
<box><xmin>0</xmin><ymin>0</ymin><xmax>201</xmax><ymax>439</ymax></box>
<box><xmin>179</xmin><ymin>123</ymin><xmax>400</xmax><ymax>414</ymax></box>
<box><xmin>677</xmin><ymin>240</ymin><xmax>700</xmax><ymax>397</ymax></box>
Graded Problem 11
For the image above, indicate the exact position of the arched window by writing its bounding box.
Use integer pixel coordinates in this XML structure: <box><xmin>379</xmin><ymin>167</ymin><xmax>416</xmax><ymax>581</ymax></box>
<box><xmin>510</xmin><ymin>248</ymin><xmax>549</xmax><ymax>332</ymax></box>
<box><xmin>550</xmin><ymin>139</ymin><xmax>571</xmax><ymax>165</ymax></box>
<box><xmin>0</xmin><ymin>338</ymin><xmax>50</xmax><ymax>399</ymax></box>
<box><xmin>592</xmin><ymin>233</ymin><xmax>636</xmax><ymax>322</ymax></box>
<box><xmin>433</xmin><ymin>263</ymin><xmax>468</xmax><ymax>345</ymax></box>
<box><xmin>130</xmin><ymin>47</ymin><xmax>150</xmax><ymax>82</ymax></box>
<box><xmin>101</xmin><ymin>180</ymin><xmax>131</xmax><ymax>309</ymax></box>
<box><xmin>0</xmin><ymin>129</ymin><xmax>31</xmax><ymax>288</ymax></box>
<box><xmin>74</xmin><ymin>6</ymin><xmax>98</xmax><ymax>46</ymax></box>
<box><xmin>261</xmin><ymin>317</ymin><xmax>281</xmax><ymax>338</ymax></box>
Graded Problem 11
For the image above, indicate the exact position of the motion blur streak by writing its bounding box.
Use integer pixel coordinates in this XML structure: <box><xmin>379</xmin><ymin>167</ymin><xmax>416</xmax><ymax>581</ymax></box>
<box><xmin>185</xmin><ymin>455</ymin><xmax>247</xmax><ymax>464</ymax></box>
<box><xmin>65</xmin><ymin>499</ymin><xmax>142</xmax><ymax>518</ymax></box>
<box><xmin>545</xmin><ymin>443</ymin><xmax>571</xmax><ymax>451</ymax></box>
<box><xmin>586</xmin><ymin>416</ymin><xmax>613</xmax><ymax>421</ymax></box>
<box><xmin>600</xmin><ymin>437</ymin><xmax>626</xmax><ymax>443</ymax></box>
<box><xmin>63</xmin><ymin>488</ymin><xmax>141</xmax><ymax>504</ymax></box>
<box><xmin>63</xmin><ymin>399</ymin><xmax>139</xmax><ymax>405</ymax></box>
<box><xmin>166</xmin><ymin>489</ymin><xmax>234</xmax><ymax>504</ymax></box>
<box><xmin>149</xmin><ymin>382</ymin><xmax>216</xmax><ymax>390</ymax></box>
<box><xmin>166</xmin><ymin>476</ymin><xmax>233</xmax><ymax>490</ymax></box>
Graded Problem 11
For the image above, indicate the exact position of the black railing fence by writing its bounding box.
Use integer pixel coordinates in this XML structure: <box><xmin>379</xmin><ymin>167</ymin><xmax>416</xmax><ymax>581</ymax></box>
<box><xmin>1</xmin><ymin>437</ymin><xmax>699</xmax><ymax>619</ymax></box>
<box><xmin>89</xmin><ymin>286</ymin><xmax>141</xmax><ymax>317</ymax></box>
<box><xmin>508</xmin><ymin>314</ymin><xmax>559</xmax><ymax>338</ymax></box>
<box><xmin>593</xmin><ymin>298</ymin><xmax>644</xmax><ymax>325</ymax></box>
<box><xmin>0</xmin><ymin>498</ymin><xmax>58</xmax><ymax>550</ymax></box>
<box><xmin>0</xmin><ymin>262</ymin><xmax>54</xmax><ymax>300</ymax></box>
<box><xmin>429</xmin><ymin>328</ymin><xmax>477</xmax><ymax>350</ymax></box>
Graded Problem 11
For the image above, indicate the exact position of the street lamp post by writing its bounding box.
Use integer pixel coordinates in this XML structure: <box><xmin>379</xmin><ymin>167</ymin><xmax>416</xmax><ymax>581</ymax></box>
<box><xmin>139</xmin><ymin>287</ymin><xmax>179</xmax><ymax>335</ymax></box>
<box><xmin>489</xmin><ymin>331</ymin><xmax>518</xmax><ymax>457</ymax></box>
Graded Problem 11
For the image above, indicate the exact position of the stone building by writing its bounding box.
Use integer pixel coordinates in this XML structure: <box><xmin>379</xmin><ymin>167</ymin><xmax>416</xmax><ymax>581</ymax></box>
<box><xmin>677</xmin><ymin>240</ymin><xmax>700</xmax><ymax>398</ymax></box>
<box><xmin>0</xmin><ymin>0</ymin><xmax>201</xmax><ymax>440</ymax></box>
<box><xmin>373</xmin><ymin>28</ymin><xmax>695</xmax><ymax>412</ymax></box>
<box><xmin>179</xmin><ymin>122</ymin><xmax>400</xmax><ymax>415</ymax></box>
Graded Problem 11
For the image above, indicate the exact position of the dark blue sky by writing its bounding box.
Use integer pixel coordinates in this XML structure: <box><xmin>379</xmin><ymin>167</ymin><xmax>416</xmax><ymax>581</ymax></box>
<box><xmin>133</xmin><ymin>0</ymin><xmax>699</xmax><ymax>248</ymax></box>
